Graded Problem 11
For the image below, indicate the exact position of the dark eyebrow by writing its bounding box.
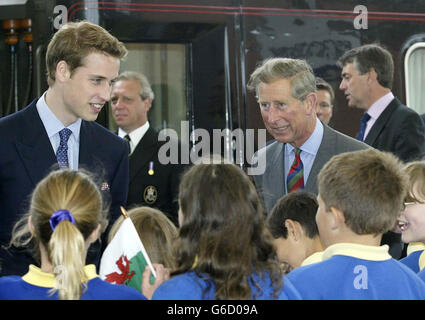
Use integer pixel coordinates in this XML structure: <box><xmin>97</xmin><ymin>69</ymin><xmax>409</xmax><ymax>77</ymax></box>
<box><xmin>89</xmin><ymin>74</ymin><xmax>107</xmax><ymax>79</ymax></box>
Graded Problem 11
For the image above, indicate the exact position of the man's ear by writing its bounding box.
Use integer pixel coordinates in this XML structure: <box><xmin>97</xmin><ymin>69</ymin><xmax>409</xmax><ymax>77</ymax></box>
<box><xmin>285</xmin><ymin>219</ymin><xmax>303</xmax><ymax>242</ymax></box>
<box><xmin>55</xmin><ymin>60</ymin><xmax>71</xmax><ymax>82</ymax></box>
<box><xmin>367</xmin><ymin>68</ymin><xmax>378</xmax><ymax>83</ymax></box>
<box><xmin>145</xmin><ymin>98</ymin><xmax>153</xmax><ymax>112</ymax></box>
<box><xmin>304</xmin><ymin>92</ymin><xmax>317</xmax><ymax>115</ymax></box>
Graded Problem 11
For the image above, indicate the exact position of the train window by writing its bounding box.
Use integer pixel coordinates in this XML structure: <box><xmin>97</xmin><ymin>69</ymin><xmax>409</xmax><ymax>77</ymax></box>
<box><xmin>405</xmin><ymin>42</ymin><xmax>425</xmax><ymax>115</ymax></box>
<box><xmin>108</xmin><ymin>43</ymin><xmax>187</xmax><ymax>139</ymax></box>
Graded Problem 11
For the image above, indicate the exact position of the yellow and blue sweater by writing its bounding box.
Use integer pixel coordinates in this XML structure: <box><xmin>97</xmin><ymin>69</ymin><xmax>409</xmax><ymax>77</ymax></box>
<box><xmin>399</xmin><ymin>242</ymin><xmax>425</xmax><ymax>273</ymax></box>
<box><xmin>286</xmin><ymin>243</ymin><xmax>425</xmax><ymax>299</ymax></box>
<box><xmin>153</xmin><ymin>270</ymin><xmax>301</xmax><ymax>300</ymax></box>
<box><xmin>0</xmin><ymin>264</ymin><xmax>146</xmax><ymax>300</ymax></box>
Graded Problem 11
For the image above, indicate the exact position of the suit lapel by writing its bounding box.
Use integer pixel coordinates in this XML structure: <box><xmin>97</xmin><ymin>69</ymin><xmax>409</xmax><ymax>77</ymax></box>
<box><xmin>305</xmin><ymin>124</ymin><xmax>333</xmax><ymax>193</ymax></box>
<box><xmin>364</xmin><ymin>98</ymin><xmax>398</xmax><ymax>146</ymax></box>
<box><xmin>265</xmin><ymin>142</ymin><xmax>285</xmax><ymax>195</ymax></box>
<box><xmin>79</xmin><ymin>121</ymin><xmax>97</xmax><ymax>171</ymax></box>
<box><xmin>129</xmin><ymin>127</ymin><xmax>158</xmax><ymax>182</ymax></box>
<box><xmin>14</xmin><ymin>101</ymin><xmax>57</xmax><ymax>186</ymax></box>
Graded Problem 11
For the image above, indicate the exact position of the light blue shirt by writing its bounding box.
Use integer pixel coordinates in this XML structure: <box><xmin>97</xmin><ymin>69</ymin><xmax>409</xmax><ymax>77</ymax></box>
<box><xmin>36</xmin><ymin>92</ymin><xmax>81</xmax><ymax>170</ymax></box>
<box><xmin>284</xmin><ymin>118</ymin><xmax>324</xmax><ymax>193</ymax></box>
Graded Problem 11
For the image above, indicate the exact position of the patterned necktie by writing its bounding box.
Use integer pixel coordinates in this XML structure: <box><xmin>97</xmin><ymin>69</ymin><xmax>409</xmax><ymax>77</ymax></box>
<box><xmin>356</xmin><ymin>113</ymin><xmax>371</xmax><ymax>141</ymax></box>
<box><xmin>124</xmin><ymin>134</ymin><xmax>131</xmax><ymax>155</ymax></box>
<box><xmin>56</xmin><ymin>128</ymin><xmax>72</xmax><ymax>169</ymax></box>
<box><xmin>287</xmin><ymin>148</ymin><xmax>304</xmax><ymax>192</ymax></box>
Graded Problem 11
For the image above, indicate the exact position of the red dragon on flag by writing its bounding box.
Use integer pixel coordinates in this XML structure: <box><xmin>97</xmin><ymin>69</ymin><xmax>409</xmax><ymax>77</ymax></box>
<box><xmin>105</xmin><ymin>255</ymin><xmax>135</xmax><ymax>284</ymax></box>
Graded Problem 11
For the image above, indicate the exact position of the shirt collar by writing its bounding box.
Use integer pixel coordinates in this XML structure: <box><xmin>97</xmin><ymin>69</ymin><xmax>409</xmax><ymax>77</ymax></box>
<box><xmin>36</xmin><ymin>91</ymin><xmax>82</xmax><ymax>141</ymax></box>
<box><xmin>286</xmin><ymin>118</ymin><xmax>323</xmax><ymax>156</ymax></box>
<box><xmin>367</xmin><ymin>92</ymin><xmax>394</xmax><ymax>120</ymax></box>
<box><xmin>22</xmin><ymin>264</ymin><xmax>98</xmax><ymax>288</ymax></box>
<box><xmin>407</xmin><ymin>242</ymin><xmax>425</xmax><ymax>255</ymax></box>
<box><xmin>118</xmin><ymin>121</ymin><xmax>150</xmax><ymax>147</ymax></box>
<box><xmin>300</xmin><ymin>251</ymin><xmax>324</xmax><ymax>267</ymax></box>
<box><xmin>322</xmin><ymin>243</ymin><xmax>392</xmax><ymax>262</ymax></box>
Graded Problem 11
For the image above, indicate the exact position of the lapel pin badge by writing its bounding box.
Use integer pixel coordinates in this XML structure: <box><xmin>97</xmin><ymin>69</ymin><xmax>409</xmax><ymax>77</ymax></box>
<box><xmin>148</xmin><ymin>161</ymin><xmax>154</xmax><ymax>176</ymax></box>
<box><xmin>101</xmin><ymin>182</ymin><xmax>110</xmax><ymax>191</ymax></box>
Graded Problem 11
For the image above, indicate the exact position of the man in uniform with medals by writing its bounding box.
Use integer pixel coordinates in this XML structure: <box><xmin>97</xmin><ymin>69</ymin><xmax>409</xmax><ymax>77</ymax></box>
<box><xmin>111</xmin><ymin>71</ymin><xmax>186</xmax><ymax>225</ymax></box>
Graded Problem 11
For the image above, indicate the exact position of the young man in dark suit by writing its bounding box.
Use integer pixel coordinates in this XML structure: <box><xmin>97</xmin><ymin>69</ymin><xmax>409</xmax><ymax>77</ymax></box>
<box><xmin>111</xmin><ymin>71</ymin><xmax>186</xmax><ymax>225</ymax></box>
<box><xmin>338</xmin><ymin>43</ymin><xmax>425</xmax><ymax>259</ymax></box>
<box><xmin>0</xmin><ymin>21</ymin><xmax>129</xmax><ymax>276</ymax></box>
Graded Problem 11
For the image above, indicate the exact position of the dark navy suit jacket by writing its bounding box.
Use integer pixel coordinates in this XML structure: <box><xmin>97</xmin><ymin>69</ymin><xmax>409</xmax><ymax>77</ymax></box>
<box><xmin>0</xmin><ymin>99</ymin><xmax>129</xmax><ymax>276</ymax></box>
<box><xmin>361</xmin><ymin>97</ymin><xmax>425</xmax><ymax>259</ymax></box>
<box><xmin>364</xmin><ymin>97</ymin><xmax>425</xmax><ymax>162</ymax></box>
<box><xmin>126</xmin><ymin>126</ymin><xmax>187</xmax><ymax>225</ymax></box>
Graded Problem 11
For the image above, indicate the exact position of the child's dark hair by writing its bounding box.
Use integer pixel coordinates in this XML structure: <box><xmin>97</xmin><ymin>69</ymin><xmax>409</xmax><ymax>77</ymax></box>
<box><xmin>267</xmin><ymin>190</ymin><xmax>319</xmax><ymax>239</ymax></box>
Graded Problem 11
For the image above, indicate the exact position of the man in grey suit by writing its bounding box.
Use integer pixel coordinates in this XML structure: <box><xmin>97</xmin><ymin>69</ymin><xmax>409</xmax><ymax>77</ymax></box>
<box><xmin>247</xmin><ymin>58</ymin><xmax>368</xmax><ymax>214</ymax></box>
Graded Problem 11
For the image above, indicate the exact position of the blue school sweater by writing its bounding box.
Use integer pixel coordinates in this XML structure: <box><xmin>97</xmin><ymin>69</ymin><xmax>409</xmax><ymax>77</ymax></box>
<box><xmin>418</xmin><ymin>268</ymin><xmax>425</xmax><ymax>282</ymax></box>
<box><xmin>399</xmin><ymin>242</ymin><xmax>425</xmax><ymax>273</ymax></box>
<box><xmin>286</xmin><ymin>243</ymin><xmax>425</xmax><ymax>300</ymax></box>
<box><xmin>152</xmin><ymin>270</ymin><xmax>301</xmax><ymax>300</ymax></box>
<box><xmin>0</xmin><ymin>264</ymin><xmax>146</xmax><ymax>300</ymax></box>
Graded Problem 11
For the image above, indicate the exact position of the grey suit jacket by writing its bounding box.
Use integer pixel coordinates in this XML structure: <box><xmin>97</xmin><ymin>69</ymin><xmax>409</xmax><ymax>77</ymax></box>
<box><xmin>252</xmin><ymin>123</ymin><xmax>368</xmax><ymax>214</ymax></box>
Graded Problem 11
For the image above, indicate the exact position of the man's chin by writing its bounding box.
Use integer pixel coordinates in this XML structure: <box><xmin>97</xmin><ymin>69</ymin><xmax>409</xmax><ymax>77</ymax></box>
<box><xmin>271</xmin><ymin>133</ymin><xmax>292</xmax><ymax>144</ymax></box>
<box><xmin>347</xmin><ymin>100</ymin><xmax>361</xmax><ymax>109</ymax></box>
<box><xmin>82</xmin><ymin>113</ymin><xmax>100</xmax><ymax>122</ymax></box>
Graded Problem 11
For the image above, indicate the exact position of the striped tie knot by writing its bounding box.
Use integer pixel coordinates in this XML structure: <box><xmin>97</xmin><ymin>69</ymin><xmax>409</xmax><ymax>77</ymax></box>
<box><xmin>287</xmin><ymin>147</ymin><xmax>304</xmax><ymax>192</ymax></box>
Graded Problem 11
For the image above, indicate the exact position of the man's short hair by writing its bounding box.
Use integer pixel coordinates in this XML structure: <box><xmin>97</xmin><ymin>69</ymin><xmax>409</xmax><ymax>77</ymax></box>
<box><xmin>318</xmin><ymin>149</ymin><xmax>407</xmax><ymax>235</ymax></box>
<box><xmin>114</xmin><ymin>71</ymin><xmax>155</xmax><ymax>101</ymax></box>
<box><xmin>247</xmin><ymin>57</ymin><xmax>316</xmax><ymax>102</ymax></box>
<box><xmin>267</xmin><ymin>190</ymin><xmax>319</xmax><ymax>239</ymax></box>
<box><xmin>337</xmin><ymin>43</ymin><xmax>394</xmax><ymax>89</ymax></box>
<box><xmin>315</xmin><ymin>77</ymin><xmax>334</xmax><ymax>104</ymax></box>
<box><xmin>46</xmin><ymin>21</ymin><xmax>127</xmax><ymax>86</ymax></box>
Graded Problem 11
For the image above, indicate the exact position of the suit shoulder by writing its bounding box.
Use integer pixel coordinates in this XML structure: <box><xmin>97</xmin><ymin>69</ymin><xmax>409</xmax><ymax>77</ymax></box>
<box><xmin>255</xmin><ymin>140</ymin><xmax>281</xmax><ymax>157</ymax></box>
<box><xmin>393</xmin><ymin>102</ymin><xmax>423</xmax><ymax>121</ymax></box>
<box><xmin>325</xmin><ymin>125</ymin><xmax>369</xmax><ymax>151</ymax></box>
<box><xmin>85</xmin><ymin>121</ymin><xmax>126</xmax><ymax>146</ymax></box>
<box><xmin>0</xmin><ymin>106</ymin><xmax>29</xmax><ymax>130</ymax></box>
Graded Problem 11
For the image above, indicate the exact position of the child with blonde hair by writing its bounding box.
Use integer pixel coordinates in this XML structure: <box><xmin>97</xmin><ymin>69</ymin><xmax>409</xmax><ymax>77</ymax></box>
<box><xmin>0</xmin><ymin>169</ymin><xmax>162</xmax><ymax>300</ymax></box>
<box><xmin>108</xmin><ymin>206</ymin><xmax>178</xmax><ymax>269</ymax></box>
<box><xmin>397</xmin><ymin>161</ymin><xmax>425</xmax><ymax>273</ymax></box>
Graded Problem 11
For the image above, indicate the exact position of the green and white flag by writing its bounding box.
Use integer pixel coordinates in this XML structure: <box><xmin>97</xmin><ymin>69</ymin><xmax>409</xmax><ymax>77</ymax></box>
<box><xmin>99</xmin><ymin>217</ymin><xmax>156</xmax><ymax>292</ymax></box>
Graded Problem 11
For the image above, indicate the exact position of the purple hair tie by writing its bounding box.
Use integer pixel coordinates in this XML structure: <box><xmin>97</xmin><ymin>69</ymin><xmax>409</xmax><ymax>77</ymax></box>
<box><xmin>49</xmin><ymin>209</ymin><xmax>76</xmax><ymax>231</ymax></box>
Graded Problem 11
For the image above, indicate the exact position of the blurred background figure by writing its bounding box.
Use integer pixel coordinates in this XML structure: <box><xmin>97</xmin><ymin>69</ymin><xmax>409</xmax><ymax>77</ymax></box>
<box><xmin>111</xmin><ymin>71</ymin><xmax>186</xmax><ymax>225</ymax></box>
<box><xmin>315</xmin><ymin>77</ymin><xmax>334</xmax><ymax>125</ymax></box>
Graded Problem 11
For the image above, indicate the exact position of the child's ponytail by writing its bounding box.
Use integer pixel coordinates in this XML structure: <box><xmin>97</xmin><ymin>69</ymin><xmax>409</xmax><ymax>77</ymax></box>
<box><xmin>48</xmin><ymin>210</ymin><xmax>86</xmax><ymax>300</ymax></box>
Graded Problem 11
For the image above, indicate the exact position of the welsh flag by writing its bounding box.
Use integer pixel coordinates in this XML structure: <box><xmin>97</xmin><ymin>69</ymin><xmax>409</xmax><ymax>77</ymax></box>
<box><xmin>99</xmin><ymin>216</ymin><xmax>156</xmax><ymax>292</ymax></box>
